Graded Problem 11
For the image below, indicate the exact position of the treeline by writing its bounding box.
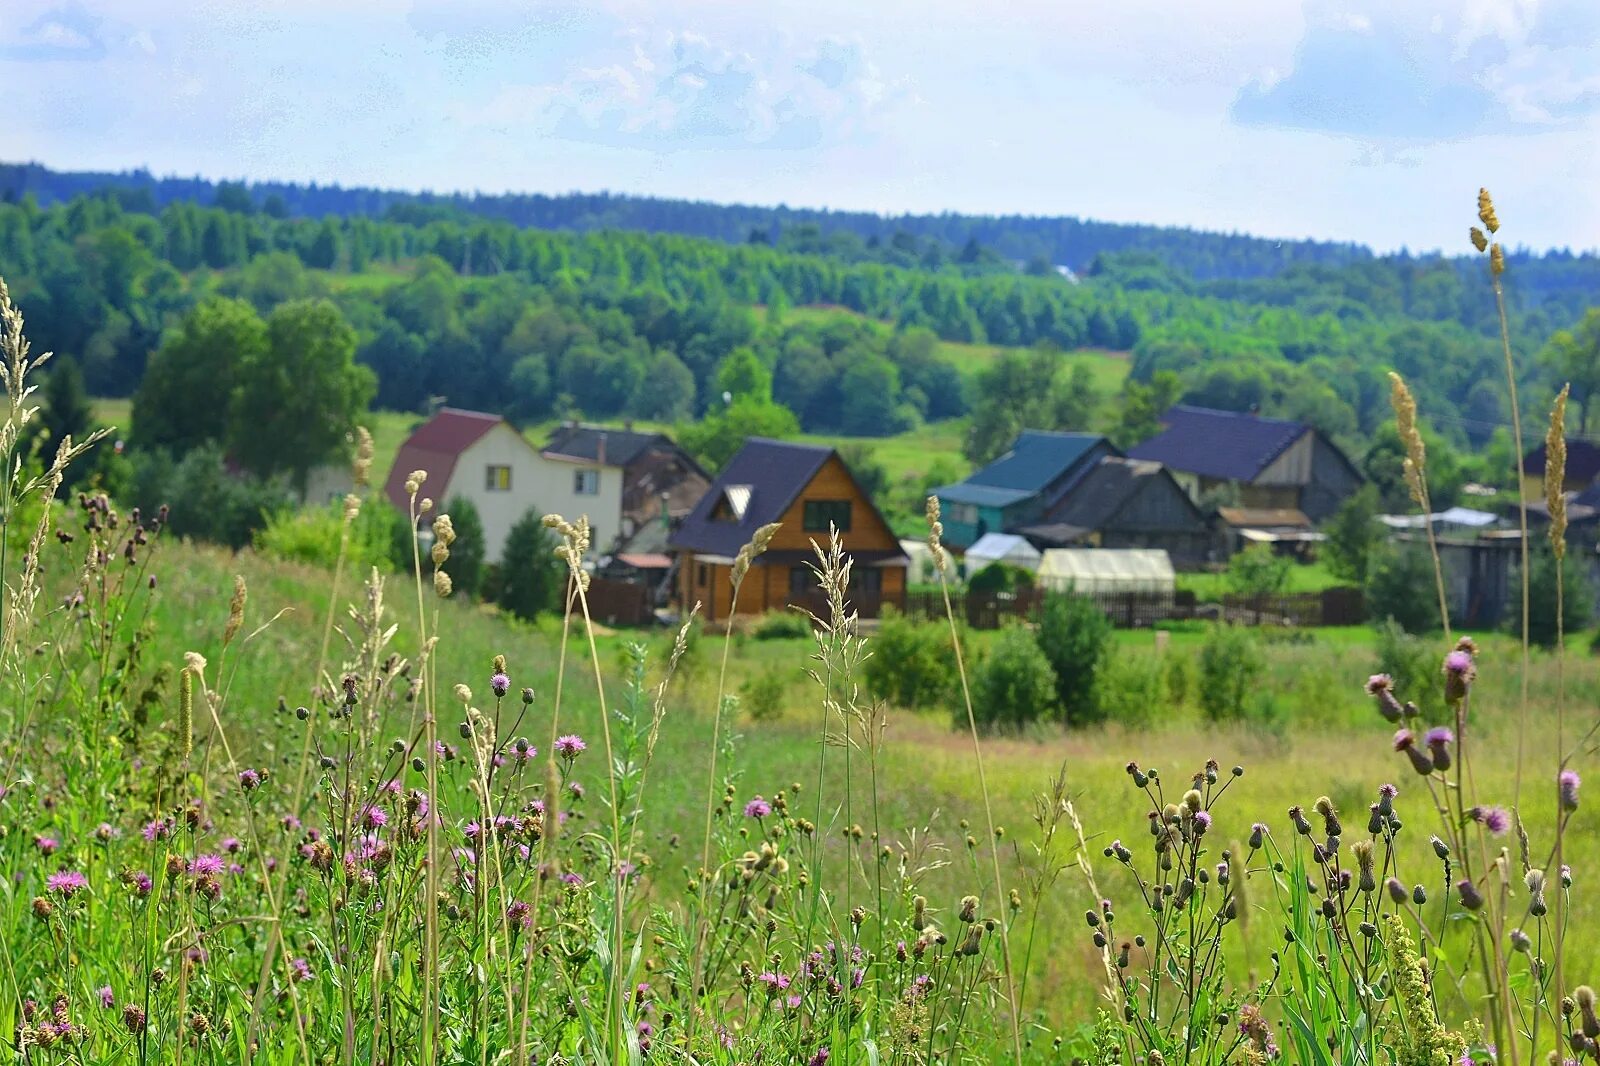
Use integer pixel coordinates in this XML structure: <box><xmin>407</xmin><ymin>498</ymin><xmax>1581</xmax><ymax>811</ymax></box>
<box><xmin>0</xmin><ymin>185</ymin><xmax>1590</xmax><ymax>458</ymax></box>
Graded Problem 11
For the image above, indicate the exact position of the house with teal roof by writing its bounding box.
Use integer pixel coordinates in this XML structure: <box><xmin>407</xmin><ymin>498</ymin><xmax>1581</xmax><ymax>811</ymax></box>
<box><xmin>933</xmin><ymin>431</ymin><xmax>1116</xmax><ymax>550</ymax></box>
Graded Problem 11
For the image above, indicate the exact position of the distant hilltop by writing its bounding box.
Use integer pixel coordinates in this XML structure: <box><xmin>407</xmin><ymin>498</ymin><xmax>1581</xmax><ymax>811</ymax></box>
<box><xmin>0</xmin><ymin>159</ymin><xmax>1379</xmax><ymax>283</ymax></box>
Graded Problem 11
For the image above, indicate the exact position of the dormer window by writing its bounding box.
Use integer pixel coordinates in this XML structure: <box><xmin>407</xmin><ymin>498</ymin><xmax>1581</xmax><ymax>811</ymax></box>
<box><xmin>711</xmin><ymin>485</ymin><xmax>752</xmax><ymax>522</ymax></box>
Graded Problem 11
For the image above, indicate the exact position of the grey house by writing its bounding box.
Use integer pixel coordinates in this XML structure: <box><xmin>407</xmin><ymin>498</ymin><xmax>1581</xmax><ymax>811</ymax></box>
<box><xmin>1016</xmin><ymin>457</ymin><xmax>1216</xmax><ymax>567</ymax></box>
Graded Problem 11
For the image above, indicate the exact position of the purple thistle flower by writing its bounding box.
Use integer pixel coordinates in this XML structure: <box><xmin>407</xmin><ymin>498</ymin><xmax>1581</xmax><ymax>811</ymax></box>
<box><xmin>1424</xmin><ymin>727</ymin><xmax>1454</xmax><ymax>746</ymax></box>
<box><xmin>97</xmin><ymin>986</ymin><xmax>114</xmax><ymax>1009</ymax></box>
<box><xmin>744</xmin><ymin>796</ymin><xmax>773</xmax><ymax>819</ymax></box>
<box><xmin>291</xmin><ymin>957</ymin><xmax>312</xmax><ymax>982</ymax></box>
<box><xmin>190</xmin><ymin>855</ymin><xmax>225</xmax><ymax>877</ymax></box>
<box><xmin>131</xmin><ymin>872</ymin><xmax>153</xmax><ymax>896</ymax></box>
<box><xmin>222</xmin><ymin>837</ymin><xmax>243</xmax><ymax>854</ymax></box>
<box><xmin>490</xmin><ymin>672</ymin><xmax>510</xmax><ymax>698</ymax></box>
<box><xmin>1474</xmin><ymin>806</ymin><xmax>1511</xmax><ymax>836</ymax></box>
<box><xmin>1444</xmin><ymin>650</ymin><xmax>1474</xmax><ymax>675</ymax></box>
<box><xmin>554</xmin><ymin>734</ymin><xmax>587</xmax><ymax>760</ymax></box>
<box><xmin>1561</xmin><ymin>769</ymin><xmax>1581</xmax><ymax>812</ymax></box>
<box><xmin>1365</xmin><ymin>674</ymin><xmax>1392</xmax><ymax>696</ymax></box>
<box><xmin>809</xmin><ymin>1049</ymin><xmax>831</xmax><ymax>1066</ymax></box>
<box><xmin>45</xmin><ymin>870</ymin><xmax>87</xmax><ymax>897</ymax></box>
<box><xmin>1192</xmin><ymin>810</ymin><xmax>1212</xmax><ymax>834</ymax></box>
<box><xmin>238</xmin><ymin>768</ymin><xmax>261</xmax><ymax>791</ymax></box>
<box><xmin>361</xmin><ymin>806</ymin><xmax>388</xmax><ymax>829</ymax></box>
<box><xmin>34</xmin><ymin>835</ymin><xmax>59</xmax><ymax>856</ymax></box>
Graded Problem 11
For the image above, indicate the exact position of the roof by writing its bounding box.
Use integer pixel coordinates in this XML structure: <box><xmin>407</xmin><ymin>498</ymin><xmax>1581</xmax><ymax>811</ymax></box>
<box><xmin>1128</xmin><ymin>405</ymin><xmax>1308</xmax><ymax>482</ymax></box>
<box><xmin>1379</xmin><ymin>507</ymin><xmax>1500</xmax><ymax>530</ymax></box>
<box><xmin>964</xmin><ymin>533</ymin><xmax>1042</xmax><ymax>568</ymax></box>
<box><xmin>933</xmin><ymin>483</ymin><xmax>1036</xmax><ymax>509</ymax></box>
<box><xmin>668</xmin><ymin>439</ymin><xmax>832</xmax><ymax>557</ymax></box>
<box><xmin>1217</xmin><ymin>506</ymin><xmax>1312</xmax><ymax>529</ymax></box>
<box><xmin>1042</xmin><ymin>457</ymin><xmax>1192</xmax><ymax>533</ymax></box>
<box><xmin>543</xmin><ymin>423</ymin><xmax>673</xmax><ymax>468</ymax></box>
<box><xmin>383</xmin><ymin>408</ymin><xmax>510</xmax><ymax>511</ymax></box>
<box><xmin>615</xmin><ymin>552</ymin><xmax>673</xmax><ymax>570</ymax></box>
<box><xmin>1524</xmin><ymin>438</ymin><xmax>1600</xmax><ymax>484</ymax></box>
<box><xmin>966</xmin><ymin>430</ymin><xmax>1106</xmax><ymax>492</ymax></box>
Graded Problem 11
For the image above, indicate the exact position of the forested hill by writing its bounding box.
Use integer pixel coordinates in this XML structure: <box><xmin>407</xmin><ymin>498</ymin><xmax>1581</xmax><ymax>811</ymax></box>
<box><xmin>2</xmin><ymin>160</ymin><xmax>1373</xmax><ymax>281</ymax></box>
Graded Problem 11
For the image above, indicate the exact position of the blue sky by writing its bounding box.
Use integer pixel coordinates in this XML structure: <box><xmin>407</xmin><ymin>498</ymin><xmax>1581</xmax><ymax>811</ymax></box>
<box><xmin>2</xmin><ymin>0</ymin><xmax>1596</xmax><ymax>252</ymax></box>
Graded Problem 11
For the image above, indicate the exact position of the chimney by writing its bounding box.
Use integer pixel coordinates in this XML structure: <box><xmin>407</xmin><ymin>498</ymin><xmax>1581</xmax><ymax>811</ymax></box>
<box><xmin>597</xmin><ymin>432</ymin><xmax>607</xmax><ymax>467</ymax></box>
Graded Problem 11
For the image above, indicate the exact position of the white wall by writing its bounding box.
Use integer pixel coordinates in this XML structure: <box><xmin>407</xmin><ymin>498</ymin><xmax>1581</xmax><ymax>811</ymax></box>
<box><xmin>518</xmin><ymin>451</ymin><xmax>624</xmax><ymax>559</ymax></box>
<box><xmin>441</xmin><ymin>423</ymin><xmax>548</xmax><ymax>561</ymax></box>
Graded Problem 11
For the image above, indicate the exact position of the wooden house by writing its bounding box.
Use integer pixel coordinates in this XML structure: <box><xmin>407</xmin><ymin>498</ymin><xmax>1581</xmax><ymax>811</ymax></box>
<box><xmin>932</xmin><ymin>431</ymin><xmax>1116</xmax><ymax>549</ymax></box>
<box><xmin>1128</xmin><ymin>405</ymin><xmax>1362</xmax><ymax>523</ymax></box>
<box><xmin>538</xmin><ymin>422</ymin><xmax>710</xmax><ymax>558</ymax></box>
<box><xmin>670</xmin><ymin>439</ymin><xmax>908</xmax><ymax>622</ymax></box>
<box><xmin>1015</xmin><ymin>456</ymin><xmax>1217</xmax><ymax>567</ymax></box>
<box><xmin>1522</xmin><ymin>438</ymin><xmax>1600</xmax><ymax>499</ymax></box>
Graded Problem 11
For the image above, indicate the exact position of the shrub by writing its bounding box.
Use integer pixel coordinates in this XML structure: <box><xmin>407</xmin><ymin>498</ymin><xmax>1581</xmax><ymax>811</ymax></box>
<box><xmin>1374</xmin><ymin>617</ymin><xmax>1445</xmax><ymax>720</ymax></box>
<box><xmin>442</xmin><ymin>496</ymin><xmax>487</xmax><ymax>599</ymax></box>
<box><xmin>1197</xmin><ymin>623</ymin><xmax>1263</xmax><ymax>722</ymax></box>
<box><xmin>1365</xmin><ymin>543</ymin><xmax>1443</xmax><ymax>634</ymax></box>
<box><xmin>740</xmin><ymin>668</ymin><xmax>788</xmax><ymax>721</ymax></box>
<box><xmin>1163</xmin><ymin>647</ymin><xmax>1195</xmax><ymax>708</ymax></box>
<box><xmin>863</xmin><ymin>610</ymin><xmax>965</xmax><ymax>711</ymax></box>
<box><xmin>751</xmin><ymin>611</ymin><xmax>812</xmax><ymax>641</ymax></box>
<box><xmin>497</xmin><ymin>507</ymin><xmax>565</xmax><ymax>621</ymax></box>
<box><xmin>128</xmin><ymin>443</ymin><xmax>292</xmax><ymax>549</ymax></box>
<box><xmin>1526</xmin><ymin>545</ymin><xmax>1593</xmax><ymax>648</ymax></box>
<box><xmin>966</xmin><ymin>561</ymin><xmax>1034</xmax><ymax>595</ymax></box>
<box><xmin>967</xmin><ymin>624</ymin><xmax>1058</xmax><ymax>732</ymax></box>
<box><xmin>1034</xmin><ymin>592</ymin><xmax>1113</xmax><ymax>725</ymax></box>
<box><xmin>1322</xmin><ymin>484</ymin><xmax>1380</xmax><ymax>583</ymax></box>
<box><xmin>1091</xmin><ymin>647</ymin><xmax>1164</xmax><ymax>728</ymax></box>
<box><xmin>253</xmin><ymin>498</ymin><xmax>398</xmax><ymax>575</ymax></box>
<box><xmin>1227</xmin><ymin>543</ymin><xmax>1291</xmax><ymax>598</ymax></box>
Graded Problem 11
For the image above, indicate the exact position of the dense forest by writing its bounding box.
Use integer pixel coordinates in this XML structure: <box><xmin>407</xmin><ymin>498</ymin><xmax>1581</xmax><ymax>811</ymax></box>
<box><xmin>0</xmin><ymin>162</ymin><xmax>1595</xmax><ymax>478</ymax></box>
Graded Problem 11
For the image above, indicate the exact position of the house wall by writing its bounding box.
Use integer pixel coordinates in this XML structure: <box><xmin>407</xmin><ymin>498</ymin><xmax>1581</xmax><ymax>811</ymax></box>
<box><xmin>451</xmin><ymin>423</ymin><xmax>562</xmax><ymax>560</ymax></box>
<box><xmin>622</xmin><ymin>448</ymin><xmax>710</xmax><ymax>541</ymax></box>
<box><xmin>1298</xmin><ymin>433</ymin><xmax>1363</xmax><ymax>522</ymax></box>
<box><xmin>519</xmin><ymin>450</ymin><xmax>625</xmax><ymax>560</ymax></box>
<box><xmin>679</xmin><ymin>557</ymin><xmax>907</xmax><ymax>622</ymax></box>
<box><xmin>1256</xmin><ymin>433</ymin><xmax>1314</xmax><ymax>487</ymax></box>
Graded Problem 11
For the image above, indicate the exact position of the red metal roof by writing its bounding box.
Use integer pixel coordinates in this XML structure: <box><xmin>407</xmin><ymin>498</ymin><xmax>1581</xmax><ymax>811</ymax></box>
<box><xmin>383</xmin><ymin>409</ymin><xmax>506</xmax><ymax>512</ymax></box>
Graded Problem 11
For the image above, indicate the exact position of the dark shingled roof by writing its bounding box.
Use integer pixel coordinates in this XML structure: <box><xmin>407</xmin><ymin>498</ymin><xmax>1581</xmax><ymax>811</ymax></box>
<box><xmin>670</xmin><ymin>438</ymin><xmax>907</xmax><ymax>562</ymax></box>
<box><xmin>543</xmin><ymin>424</ymin><xmax>667</xmax><ymax>467</ymax></box>
<box><xmin>1128</xmin><ymin>405</ymin><xmax>1308</xmax><ymax>483</ymax></box>
<box><xmin>1042</xmin><ymin>457</ymin><xmax>1177</xmax><ymax>532</ymax></box>
<box><xmin>383</xmin><ymin>408</ymin><xmax>508</xmax><ymax>512</ymax></box>
<box><xmin>1524</xmin><ymin>438</ymin><xmax>1600</xmax><ymax>485</ymax></box>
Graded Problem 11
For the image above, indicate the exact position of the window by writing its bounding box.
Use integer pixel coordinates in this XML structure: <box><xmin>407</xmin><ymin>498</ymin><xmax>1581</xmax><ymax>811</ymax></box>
<box><xmin>789</xmin><ymin>566</ymin><xmax>812</xmax><ymax>596</ymax></box>
<box><xmin>854</xmin><ymin>568</ymin><xmax>883</xmax><ymax>595</ymax></box>
<box><xmin>574</xmin><ymin>469</ymin><xmax>600</xmax><ymax>495</ymax></box>
<box><xmin>951</xmin><ymin>503</ymin><xmax>979</xmax><ymax>525</ymax></box>
<box><xmin>485</xmin><ymin>465</ymin><xmax>512</xmax><ymax>492</ymax></box>
<box><xmin>697</xmin><ymin>564</ymin><xmax>708</xmax><ymax>587</ymax></box>
<box><xmin>802</xmin><ymin>499</ymin><xmax>852</xmax><ymax>533</ymax></box>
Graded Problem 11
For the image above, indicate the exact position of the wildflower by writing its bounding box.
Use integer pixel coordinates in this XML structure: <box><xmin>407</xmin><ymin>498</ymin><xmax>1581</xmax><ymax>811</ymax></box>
<box><xmin>143</xmin><ymin>819</ymin><xmax>170</xmax><ymax>842</ymax></box>
<box><xmin>490</xmin><ymin>672</ymin><xmax>510</xmax><ymax>699</ymax></box>
<box><xmin>34</xmin><ymin>835</ymin><xmax>59</xmax><ymax>856</ymax></box>
<box><xmin>1248</xmin><ymin>822</ymin><xmax>1267</xmax><ymax>850</ymax></box>
<box><xmin>809</xmin><ymin>1049</ymin><xmax>831</xmax><ymax>1066</ymax></box>
<box><xmin>1561</xmin><ymin>769</ymin><xmax>1581</xmax><ymax>812</ymax></box>
<box><xmin>238</xmin><ymin>768</ymin><xmax>262</xmax><ymax>791</ymax></box>
<box><xmin>31</xmin><ymin>896</ymin><xmax>53</xmax><ymax>920</ymax></box>
<box><xmin>1457</xmin><ymin>878</ymin><xmax>1484</xmax><ymax>911</ymax></box>
<box><xmin>1424</xmin><ymin>727</ymin><xmax>1454</xmax><ymax>772</ymax></box>
<box><xmin>291</xmin><ymin>957</ymin><xmax>313</xmax><ymax>982</ymax></box>
<box><xmin>97</xmin><ymin>987</ymin><xmax>113</xmax><ymax>1009</ymax></box>
<box><xmin>1192</xmin><ymin>810</ymin><xmax>1212</xmax><ymax>835</ymax></box>
<box><xmin>1443</xmin><ymin>650</ymin><xmax>1475</xmax><ymax>704</ymax></box>
<box><xmin>1377</xmin><ymin>782</ymin><xmax>1399</xmax><ymax>816</ymax></box>
<box><xmin>1366</xmin><ymin>674</ymin><xmax>1404</xmax><ymax>722</ymax></box>
<box><xmin>744</xmin><ymin>796</ymin><xmax>772</xmax><ymax>819</ymax></box>
<box><xmin>45</xmin><ymin>871</ymin><xmax>87</xmax><ymax>898</ymax></box>
<box><xmin>555</xmin><ymin>734</ymin><xmax>587</xmax><ymax>760</ymax></box>
<box><xmin>122</xmin><ymin>1004</ymin><xmax>146</xmax><ymax>1035</ymax></box>
<box><xmin>190</xmin><ymin>854</ymin><xmax>225</xmax><ymax>877</ymax></box>
<box><xmin>1392</xmin><ymin>730</ymin><xmax>1434</xmax><ymax>776</ymax></box>
<box><xmin>361</xmin><ymin>806</ymin><xmax>388</xmax><ymax>829</ymax></box>
<box><xmin>1471</xmin><ymin>806</ymin><xmax>1511</xmax><ymax>836</ymax></box>
<box><xmin>93</xmin><ymin>822</ymin><xmax>117</xmax><ymax>841</ymax></box>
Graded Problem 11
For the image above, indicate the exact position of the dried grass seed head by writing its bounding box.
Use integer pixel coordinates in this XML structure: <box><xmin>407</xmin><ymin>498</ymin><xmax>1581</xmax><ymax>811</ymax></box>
<box><xmin>1548</xmin><ymin>383</ymin><xmax>1570</xmax><ymax>558</ymax></box>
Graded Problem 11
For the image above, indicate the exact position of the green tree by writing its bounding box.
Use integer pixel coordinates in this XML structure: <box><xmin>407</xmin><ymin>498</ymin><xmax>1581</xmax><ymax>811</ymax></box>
<box><xmin>964</xmin><ymin>347</ymin><xmax>1097</xmax><ymax>464</ymax></box>
<box><xmin>443</xmin><ymin>495</ymin><xmax>487</xmax><ymax>600</ymax></box>
<box><xmin>713</xmin><ymin>346</ymin><xmax>772</xmax><ymax>403</ymax></box>
<box><xmin>1540</xmin><ymin>309</ymin><xmax>1600</xmax><ymax>434</ymax></box>
<box><xmin>1526</xmin><ymin>545</ymin><xmax>1593</xmax><ymax>648</ymax></box>
<box><xmin>1365</xmin><ymin>544</ymin><xmax>1442</xmax><ymax>634</ymax></box>
<box><xmin>1114</xmin><ymin>370</ymin><xmax>1182</xmax><ymax>448</ymax></box>
<box><xmin>1322</xmin><ymin>484</ymin><xmax>1380</xmax><ymax>583</ymax></box>
<box><xmin>1227</xmin><ymin>543</ymin><xmax>1292</xmax><ymax>598</ymax></box>
<box><xmin>39</xmin><ymin>356</ymin><xmax>93</xmax><ymax>457</ymax></box>
<box><xmin>836</xmin><ymin>442</ymin><xmax>889</xmax><ymax>501</ymax></box>
<box><xmin>498</xmin><ymin>507</ymin><xmax>564</xmax><ymax>621</ymax></box>
<box><xmin>1034</xmin><ymin>593</ymin><xmax>1113</xmax><ymax>726</ymax></box>
<box><xmin>228</xmin><ymin>299</ymin><xmax>375</xmax><ymax>489</ymax></box>
<box><xmin>677</xmin><ymin>395</ymin><xmax>800</xmax><ymax>471</ymax></box>
<box><xmin>134</xmin><ymin>297</ymin><xmax>267</xmax><ymax>453</ymax></box>
<box><xmin>968</xmin><ymin>624</ymin><xmax>1059</xmax><ymax>732</ymax></box>
<box><xmin>1198</xmin><ymin>624</ymin><xmax>1264</xmax><ymax>722</ymax></box>
<box><xmin>303</xmin><ymin>218</ymin><xmax>343</xmax><ymax>270</ymax></box>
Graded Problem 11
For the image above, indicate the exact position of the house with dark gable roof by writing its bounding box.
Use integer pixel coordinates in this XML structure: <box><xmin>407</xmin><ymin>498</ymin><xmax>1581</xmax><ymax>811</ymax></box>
<box><xmin>670</xmin><ymin>439</ymin><xmax>909</xmax><ymax>621</ymax></box>
<box><xmin>1522</xmin><ymin>437</ymin><xmax>1600</xmax><ymax>499</ymax></box>
<box><xmin>932</xmin><ymin>431</ymin><xmax>1117</xmax><ymax>550</ymax></box>
<box><xmin>1127</xmin><ymin>405</ymin><xmax>1362</xmax><ymax>524</ymax></box>
<box><xmin>1016</xmin><ymin>457</ymin><xmax>1216</xmax><ymax>566</ymax></box>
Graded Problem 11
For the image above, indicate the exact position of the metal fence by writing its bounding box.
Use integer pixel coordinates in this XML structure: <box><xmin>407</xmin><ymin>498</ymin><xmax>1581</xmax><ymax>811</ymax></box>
<box><xmin>901</xmin><ymin>585</ymin><xmax>1365</xmax><ymax>630</ymax></box>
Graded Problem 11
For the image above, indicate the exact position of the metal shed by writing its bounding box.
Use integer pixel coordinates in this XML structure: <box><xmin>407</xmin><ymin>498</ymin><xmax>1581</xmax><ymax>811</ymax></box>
<box><xmin>1036</xmin><ymin>549</ymin><xmax>1176</xmax><ymax>595</ymax></box>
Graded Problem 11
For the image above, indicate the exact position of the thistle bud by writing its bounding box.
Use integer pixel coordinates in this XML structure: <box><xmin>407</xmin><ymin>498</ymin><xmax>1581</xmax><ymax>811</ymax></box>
<box><xmin>1456</xmin><ymin>878</ymin><xmax>1484</xmax><ymax>912</ymax></box>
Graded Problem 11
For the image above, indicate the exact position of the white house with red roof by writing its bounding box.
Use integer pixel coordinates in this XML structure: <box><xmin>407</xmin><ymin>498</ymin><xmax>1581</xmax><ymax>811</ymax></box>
<box><xmin>383</xmin><ymin>408</ymin><xmax>544</xmax><ymax>560</ymax></box>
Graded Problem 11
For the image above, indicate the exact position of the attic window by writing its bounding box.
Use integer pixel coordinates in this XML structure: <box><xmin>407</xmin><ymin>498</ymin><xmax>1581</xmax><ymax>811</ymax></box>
<box><xmin>712</xmin><ymin>485</ymin><xmax>752</xmax><ymax>522</ymax></box>
<box><xmin>485</xmin><ymin>465</ymin><xmax>512</xmax><ymax>492</ymax></box>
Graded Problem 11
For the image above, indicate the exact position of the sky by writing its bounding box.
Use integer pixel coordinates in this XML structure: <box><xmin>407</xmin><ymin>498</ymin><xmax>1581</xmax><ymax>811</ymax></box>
<box><xmin>2</xmin><ymin>0</ymin><xmax>1597</xmax><ymax>253</ymax></box>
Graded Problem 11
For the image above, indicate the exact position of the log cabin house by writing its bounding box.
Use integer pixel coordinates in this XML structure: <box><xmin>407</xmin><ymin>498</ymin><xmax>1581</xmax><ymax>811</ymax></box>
<box><xmin>670</xmin><ymin>438</ymin><xmax>909</xmax><ymax>622</ymax></box>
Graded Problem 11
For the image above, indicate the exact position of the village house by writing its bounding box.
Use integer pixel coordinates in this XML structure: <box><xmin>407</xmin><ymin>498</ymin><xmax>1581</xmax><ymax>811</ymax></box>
<box><xmin>384</xmin><ymin>410</ymin><xmax>708</xmax><ymax>564</ymax></box>
<box><xmin>932</xmin><ymin>431</ymin><xmax>1117</xmax><ymax>550</ymax></box>
<box><xmin>1127</xmin><ymin>406</ymin><xmax>1363</xmax><ymax>536</ymax></box>
<box><xmin>1521</xmin><ymin>437</ymin><xmax>1600</xmax><ymax>499</ymax></box>
<box><xmin>670</xmin><ymin>438</ymin><xmax>908</xmax><ymax>622</ymax></box>
<box><xmin>1015</xmin><ymin>456</ymin><xmax>1216</xmax><ymax>567</ymax></box>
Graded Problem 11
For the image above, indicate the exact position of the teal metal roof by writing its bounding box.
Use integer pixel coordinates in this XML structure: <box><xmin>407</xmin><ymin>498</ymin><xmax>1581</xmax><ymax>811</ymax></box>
<box><xmin>935</xmin><ymin>483</ymin><xmax>1034</xmax><ymax>508</ymax></box>
<box><xmin>967</xmin><ymin>431</ymin><xmax>1106</xmax><ymax>492</ymax></box>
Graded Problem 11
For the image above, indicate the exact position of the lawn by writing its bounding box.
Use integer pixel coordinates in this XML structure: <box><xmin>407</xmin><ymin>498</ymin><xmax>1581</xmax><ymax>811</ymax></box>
<box><xmin>1176</xmin><ymin>558</ymin><xmax>1348</xmax><ymax>602</ymax></box>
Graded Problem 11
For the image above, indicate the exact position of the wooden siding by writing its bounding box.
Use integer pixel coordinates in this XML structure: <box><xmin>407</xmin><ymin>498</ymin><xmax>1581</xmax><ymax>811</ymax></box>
<box><xmin>766</xmin><ymin>454</ymin><xmax>902</xmax><ymax>554</ymax></box>
<box><xmin>1255</xmin><ymin>432</ymin><xmax>1314</xmax><ymax>487</ymax></box>
<box><xmin>1298</xmin><ymin>433</ymin><xmax>1363</xmax><ymax>522</ymax></box>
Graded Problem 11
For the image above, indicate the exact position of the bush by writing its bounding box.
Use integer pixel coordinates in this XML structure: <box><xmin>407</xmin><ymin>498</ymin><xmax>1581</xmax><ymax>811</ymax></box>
<box><xmin>740</xmin><ymin>669</ymin><xmax>788</xmax><ymax>722</ymax></box>
<box><xmin>1365</xmin><ymin>544</ymin><xmax>1443</xmax><ymax>634</ymax></box>
<box><xmin>1198</xmin><ymin>624</ymin><xmax>1264</xmax><ymax>722</ymax></box>
<box><xmin>1034</xmin><ymin>592</ymin><xmax>1113</xmax><ymax>725</ymax></box>
<box><xmin>497</xmin><ymin>507</ymin><xmax>565</xmax><ymax>621</ymax></box>
<box><xmin>1091</xmin><ymin>647</ymin><xmax>1164</xmax><ymax>728</ymax></box>
<box><xmin>966</xmin><ymin>561</ymin><xmax>1034</xmax><ymax>595</ymax></box>
<box><xmin>751</xmin><ymin>611</ymin><xmax>812</xmax><ymax>641</ymax></box>
<box><xmin>968</xmin><ymin>625</ymin><xmax>1058</xmax><ymax>732</ymax></box>
<box><xmin>1526</xmin><ymin>545</ymin><xmax>1593</xmax><ymax>648</ymax></box>
<box><xmin>863</xmin><ymin>611</ymin><xmax>964</xmax><ymax>711</ymax></box>
<box><xmin>1227</xmin><ymin>543</ymin><xmax>1291</xmax><ymax>598</ymax></box>
<box><xmin>253</xmin><ymin>498</ymin><xmax>400</xmax><ymax>575</ymax></box>
<box><xmin>1164</xmin><ymin>647</ymin><xmax>1195</xmax><ymax>708</ymax></box>
<box><xmin>1373</xmin><ymin>618</ymin><xmax>1444</xmax><ymax>721</ymax></box>
<box><xmin>441</xmin><ymin>496</ymin><xmax>487</xmax><ymax>599</ymax></box>
<box><xmin>128</xmin><ymin>443</ymin><xmax>292</xmax><ymax>549</ymax></box>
